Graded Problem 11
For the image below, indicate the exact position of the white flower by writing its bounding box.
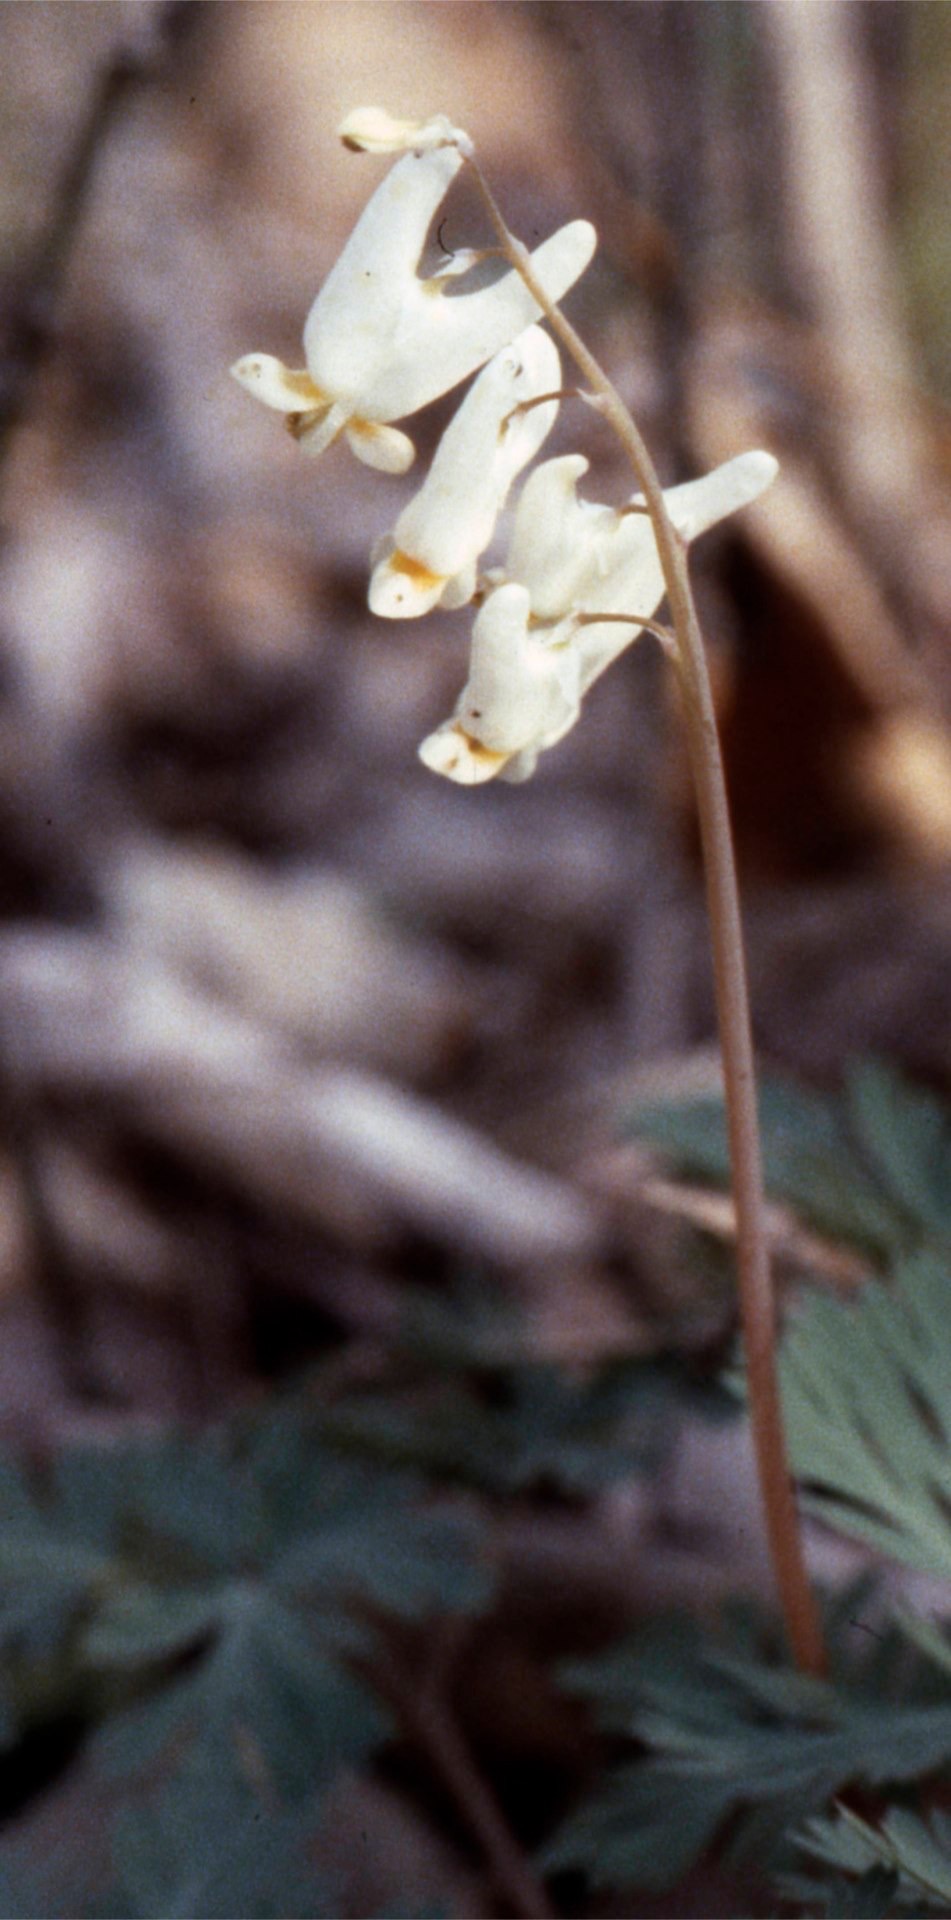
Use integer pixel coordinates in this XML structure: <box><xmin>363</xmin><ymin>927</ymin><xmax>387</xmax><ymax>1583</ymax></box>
<box><xmin>419</xmin><ymin>450</ymin><xmax>778</xmax><ymax>783</ymax></box>
<box><xmin>369</xmin><ymin>325</ymin><xmax>561</xmax><ymax>618</ymax></box>
<box><xmin>509</xmin><ymin>449</ymin><xmax>779</xmax><ymax>690</ymax></box>
<box><xmin>418</xmin><ymin>584</ymin><xmax>582</xmax><ymax>784</ymax></box>
<box><xmin>232</xmin><ymin>146</ymin><xmax>595</xmax><ymax>473</ymax></box>
<box><xmin>497</xmin><ymin>452</ymin><xmax>618</xmax><ymax>623</ymax></box>
<box><xmin>338</xmin><ymin>107</ymin><xmax>473</xmax><ymax>156</ymax></box>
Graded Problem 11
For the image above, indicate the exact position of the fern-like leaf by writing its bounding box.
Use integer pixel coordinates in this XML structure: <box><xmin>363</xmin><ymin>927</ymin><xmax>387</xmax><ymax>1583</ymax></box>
<box><xmin>0</xmin><ymin>1404</ymin><xmax>494</xmax><ymax>1918</ymax></box>
<box><xmin>625</xmin><ymin>1059</ymin><xmax>951</xmax><ymax>1266</ymax></box>
<box><xmin>543</xmin><ymin>1614</ymin><xmax>951</xmax><ymax>1894</ymax></box>
<box><xmin>780</xmin><ymin>1251</ymin><xmax>951</xmax><ymax>1580</ymax></box>
<box><xmin>786</xmin><ymin>1802</ymin><xmax>951</xmax><ymax>1915</ymax></box>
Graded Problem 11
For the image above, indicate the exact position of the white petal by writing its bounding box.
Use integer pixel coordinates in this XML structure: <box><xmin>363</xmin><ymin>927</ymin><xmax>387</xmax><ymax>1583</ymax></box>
<box><xmin>504</xmin><ymin>454</ymin><xmax>616</xmax><ymax>620</ymax></box>
<box><xmin>576</xmin><ymin>451</ymin><xmax>780</xmax><ymax>687</ymax></box>
<box><xmin>339</xmin><ymin>107</ymin><xmax>473</xmax><ymax>156</ymax></box>
<box><xmin>230</xmin><ymin>354</ymin><xmax>325</xmax><ymax>414</ymax></box>
<box><xmin>418</xmin><ymin>722</ymin><xmax>510</xmax><ymax>784</ymax></box>
<box><xmin>368</xmin><ymin>542</ymin><xmax>446</xmax><ymax>616</ymax></box>
<box><xmin>420</xmin><ymin>450</ymin><xmax>782</xmax><ymax>788</ymax></box>
<box><xmin>304</xmin><ymin>147</ymin><xmax>463</xmax><ymax>410</ymax></box>
<box><xmin>460</xmin><ymin>584</ymin><xmax>581</xmax><ymax>755</ymax></box>
<box><xmin>639</xmin><ymin>450</ymin><xmax>780</xmax><ymax>543</ymax></box>
<box><xmin>429</xmin><ymin>248</ymin><xmax>483</xmax><ymax>282</ymax></box>
<box><xmin>420</xmin><ymin>587</ymin><xmax>583</xmax><ymax>785</ymax></box>
<box><xmin>499</xmin><ymin>449</ymin><xmax>781</xmax><ymax>694</ymax></box>
<box><xmin>439</xmin><ymin>560</ymin><xmax>478</xmax><ymax>611</ymax></box>
<box><xmin>294</xmin><ymin>400</ymin><xmax>350</xmax><ymax>457</ymax></box>
<box><xmin>343</xmin><ymin>419</ymin><xmax>416</xmax><ymax>473</ymax></box>
<box><xmin>354</xmin><ymin>219</ymin><xmax>596</xmax><ymax>423</ymax></box>
<box><xmin>369</xmin><ymin>326</ymin><xmax>560</xmax><ymax>619</ymax></box>
<box><xmin>499</xmin><ymin>750</ymin><xmax>540</xmax><ymax>783</ymax></box>
<box><xmin>568</xmin><ymin>530</ymin><xmax>665</xmax><ymax>689</ymax></box>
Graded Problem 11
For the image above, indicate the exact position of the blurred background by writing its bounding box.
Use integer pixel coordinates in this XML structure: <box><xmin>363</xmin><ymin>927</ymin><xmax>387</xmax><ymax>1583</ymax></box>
<box><xmin>0</xmin><ymin>1</ymin><xmax>949</xmax><ymax>1909</ymax></box>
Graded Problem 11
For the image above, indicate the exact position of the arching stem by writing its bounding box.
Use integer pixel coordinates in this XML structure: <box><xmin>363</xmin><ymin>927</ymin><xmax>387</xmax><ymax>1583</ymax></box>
<box><xmin>466</xmin><ymin>156</ymin><xmax>827</xmax><ymax>1678</ymax></box>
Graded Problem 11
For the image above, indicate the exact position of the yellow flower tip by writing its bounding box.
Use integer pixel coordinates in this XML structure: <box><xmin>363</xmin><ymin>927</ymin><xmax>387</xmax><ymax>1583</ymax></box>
<box><xmin>338</xmin><ymin>107</ymin><xmax>474</xmax><ymax>159</ymax></box>
<box><xmin>369</xmin><ymin>548</ymin><xmax>447</xmax><ymax>619</ymax></box>
<box><xmin>418</xmin><ymin>723</ymin><xmax>509</xmax><ymax>785</ymax></box>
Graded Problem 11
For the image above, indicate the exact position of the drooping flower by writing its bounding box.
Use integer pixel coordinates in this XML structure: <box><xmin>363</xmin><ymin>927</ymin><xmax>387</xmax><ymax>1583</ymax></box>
<box><xmin>419</xmin><ymin>450</ymin><xmax>779</xmax><ymax>783</ymax></box>
<box><xmin>369</xmin><ymin>325</ymin><xmax>561</xmax><ymax>618</ymax></box>
<box><xmin>231</xmin><ymin>138</ymin><xmax>595</xmax><ymax>474</ymax></box>
<box><xmin>418</xmin><ymin>582</ymin><xmax>583</xmax><ymax>785</ymax></box>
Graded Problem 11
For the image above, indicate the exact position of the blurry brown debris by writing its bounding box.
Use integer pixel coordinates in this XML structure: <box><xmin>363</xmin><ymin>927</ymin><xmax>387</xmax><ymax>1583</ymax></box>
<box><xmin>687</xmin><ymin>305</ymin><xmax>951</xmax><ymax>872</ymax></box>
<box><xmin>28</xmin><ymin>1133</ymin><xmax>182</xmax><ymax>1296</ymax></box>
<box><xmin>765</xmin><ymin>0</ymin><xmax>951</xmax><ymax>648</ymax></box>
<box><xmin>0</xmin><ymin>2</ymin><xmax>194</xmax><ymax>485</ymax></box>
<box><xmin>113</xmin><ymin>841</ymin><xmax>473</xmax><ymax>1084</ymax></box>
<box><xmin>315</xmin><ymin>1772</ymin><xmax>489</xmax><ymax>1920</ymax></box>
<box><xmin>0</xmin><ymin>926</ymin><xmax>603</xmax><ymax>1270</ymax></box>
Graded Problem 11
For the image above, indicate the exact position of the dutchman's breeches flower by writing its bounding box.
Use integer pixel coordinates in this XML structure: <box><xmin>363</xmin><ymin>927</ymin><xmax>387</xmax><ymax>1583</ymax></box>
<box><xmin>418</xmin><ymin>584</ymin><xmax>583</xmax><ymax>785</ymax></box>
<box><xmin>230</xmin><ymin>108</ymin><xmax>826</xmax><ymax>1683</ymax></box>
<box><xmin>230</xmin><ymin>108</ymin><xmax>777</xmax><ymax>791</ymax></box>
<box><xmin>231</xmin><ymin>142</ymin><xmax>595</xmax><ymax>474</ymax></box>
<box><xmin>419</xmin><ymin>451</ymin><xmax>778</xmax><ymax>784</ymax></box>
<box><xmin>369</xmin><ymin>326</ymin><xmax>562</xmax><ymax>617</ymax></box>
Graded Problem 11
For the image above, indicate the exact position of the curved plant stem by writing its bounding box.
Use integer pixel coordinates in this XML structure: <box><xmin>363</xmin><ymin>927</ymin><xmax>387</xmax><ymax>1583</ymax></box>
<box><xmin>374</xmin><ymin>1637</ymin><xmax>556</xmax><ymax>1920</ymax></box>
<box><xmin>467</xmin><ymin>159</ymin><xmax>827</xmax><ymax>1679</ymax></box>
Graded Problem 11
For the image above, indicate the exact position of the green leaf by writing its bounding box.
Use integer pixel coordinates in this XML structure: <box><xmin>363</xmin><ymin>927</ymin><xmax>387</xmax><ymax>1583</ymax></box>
<box><xmin>393</xmin><ymin>1276</ymin><xmax>531</xmax><ymax>1372</ymax></box>
<box><xmin>780</xmin><ymin>1251</ymin><xmax>951</xmax><ymax>1580</ymax></box>
<box><xmin>153</xmin><ymin>1581</ymin><xmax>387</xmax><ymax>1799</ymax></box>
<box><xmin>112</xmin><ymin>1766</ymin><xmax>339</xmax><ymax>1918</ymax></box>
<box><xmin>790</xmin><ymin>1803</ymin><xmax>951</xmax><ymax>1913</ymax></box>
<box><xmin>93</xmin><ymin>1586</ymin><xmax>386</xmax><ymax>1913</ymax></box>
<box><xmin>0</xmin><ymin>1392</ymin><xmax>498</xmax><ymax>1916</ymax></box>
<box><xmin>83</xmin><ymin>1581</ymin><xmax>221</xmax><ymax>1668</ymax></box>
<box><xmin>847</xmin><ymin>1061</ymin><xmax>951</xmax><ymax>1242</ymax></box>
<box><xmin>0</xmin><ymin>1458</ymin><xmax>113</xmax><ymax>1669</ymax></box>
<box><xmin>544</xmin><ymin>1615</ymin><xmax>951</xmax><ymax>1893</ymax></box>
<box><xmin>117</xmin><ymin>1438</ymin><xmax>258</xmax><ymax>1574</ymax></box>
<box><xmin>321</xmin><ymin>1353</ymin><xmax>728</xmax><ymax>1501</ymax></box>
<box><xmin>624</xmin><ymin>1059</ymin><xmax>951</xmax><ymax>1266</ymax></box>
<box><xmin>625</xmin><ymin>1073</ymin><xmax>910</xmax><ymax>1261</ymax></box>
<box><xmin>270</xmin><ymin>1465</ymin><xmax>491</xmax><ymax>1621</ymax></box>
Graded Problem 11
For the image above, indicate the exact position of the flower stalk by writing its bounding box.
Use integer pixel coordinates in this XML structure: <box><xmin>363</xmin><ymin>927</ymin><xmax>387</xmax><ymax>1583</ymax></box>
<box><xmin>232</xmin><ymin>108</ymin><xmax>827</xmax><ymax>1680</ymax></box>
<box><xmin>464</xmin><ymin>156</ymin><xmax>827</xmax><ymax>1679</ymax></box>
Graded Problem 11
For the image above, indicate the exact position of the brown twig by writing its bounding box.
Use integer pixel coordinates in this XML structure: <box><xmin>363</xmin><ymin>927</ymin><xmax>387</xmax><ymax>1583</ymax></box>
<box><xmin>373</xmin><ymin>1635</ymin><xmax>556</xmax><ymax>1920</ymax></box>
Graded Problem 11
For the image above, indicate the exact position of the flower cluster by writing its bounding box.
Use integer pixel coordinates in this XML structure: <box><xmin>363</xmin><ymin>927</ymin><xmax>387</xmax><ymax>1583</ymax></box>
<box><xmin>232</xmin><ymin>110</ymin><xmax>777</xmax><ymax>783</ymax></box>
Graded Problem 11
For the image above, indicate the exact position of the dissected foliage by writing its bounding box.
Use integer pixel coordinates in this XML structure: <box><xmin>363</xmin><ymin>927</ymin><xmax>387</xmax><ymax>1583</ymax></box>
<box><xmin>318</xmin><ymin>1279</ymin><xmax>734</xmax><ymax>1498</ymax></box>
<box><xmin>627</xmin><ymin>1059</ymin><xmax>951</xmax><ymax>1581</ymax></box>
<box><xmin>544</xmin><ymin>1600</ymin><xmax>951</xmax><ymax>1901</ymax></box>
<box><xmin>0</xmin><ymin>1286</ymin><xmax>733</xmax><ymax>1916</ymax></box>
<box><xmin>626</xmin><ymin>1058</ymin><xmax>951</xmax><ymax>1267</ymax></box>
<box><xmin>0</xmin><ymin>1398</ymin><xmax>490</xmax><ymax>1917</ymax></box>
<box><xmin>781</xmin><ymin>1250</ymin><xmax>951</xmax><ymax>1580</ymax></box>
<box><xmin>784</xmin><ymin>1802</ymin><xmax>951</xmax><ymax>1915</ymax></box>
<box><xmin>6</xmin><ymin>1067</ymin><xmax>951</xmax><ymax>1914</ymax></box>
<box><xmin>528</xmin><ymin>1060</ymin><xmax>951</xmax><ymax>1912</ymax></box>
